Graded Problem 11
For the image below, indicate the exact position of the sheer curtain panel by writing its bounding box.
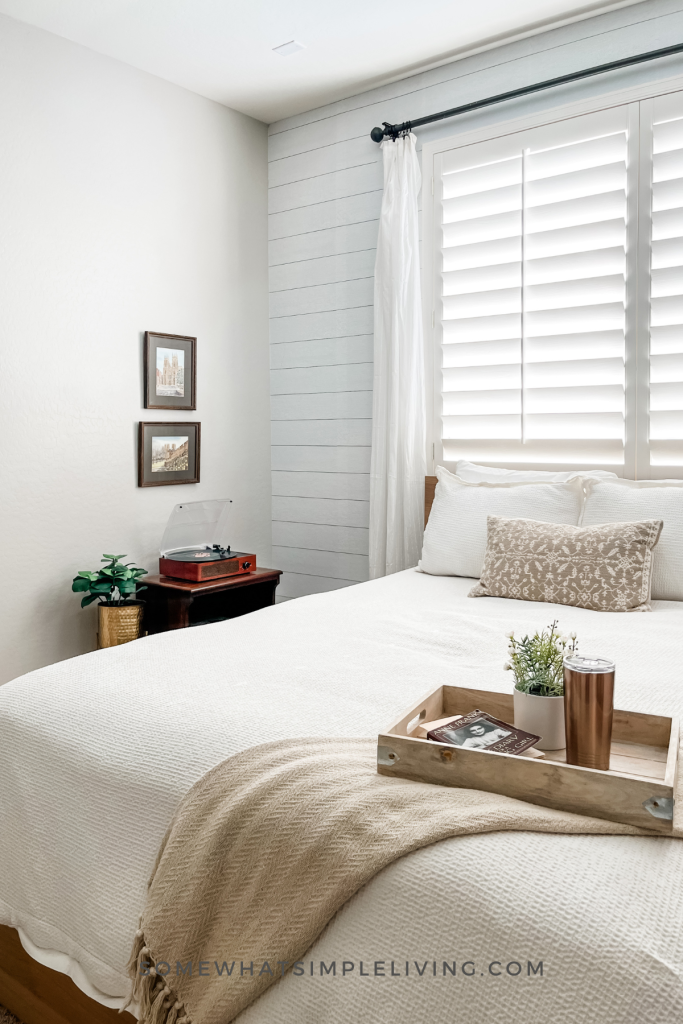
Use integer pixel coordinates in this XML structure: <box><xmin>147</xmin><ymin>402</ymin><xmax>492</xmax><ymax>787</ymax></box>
<box><xmin>369</xmin><ymin>133</ymin><xmax>426</xmax><ymax>578</ymax></box>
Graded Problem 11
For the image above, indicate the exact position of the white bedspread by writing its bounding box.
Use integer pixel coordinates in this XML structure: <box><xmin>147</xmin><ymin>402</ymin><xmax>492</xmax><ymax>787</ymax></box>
<box><xmin>1</xmin><ymin>569</ymin><xmax>682</xmax><ymax>1023</ymax></box>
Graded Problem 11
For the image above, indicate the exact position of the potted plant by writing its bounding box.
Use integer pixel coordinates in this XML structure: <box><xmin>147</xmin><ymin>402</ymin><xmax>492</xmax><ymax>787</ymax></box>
<box><xmin>504</xmin><ymin>621</ymin><xmax>578</xmax><ymax>751</ymax></box>
<box><xmin>72</xmin><ymin>554</ymin><xmax>148</xmax><ymax>648</ymax></box>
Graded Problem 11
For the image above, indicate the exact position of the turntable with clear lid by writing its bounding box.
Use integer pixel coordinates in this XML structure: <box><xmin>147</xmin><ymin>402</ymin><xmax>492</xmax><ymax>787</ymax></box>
<box><xmin>158</xmin><ymin>499</ymin><xmax>256</xmax><ymax>582</ymax></box>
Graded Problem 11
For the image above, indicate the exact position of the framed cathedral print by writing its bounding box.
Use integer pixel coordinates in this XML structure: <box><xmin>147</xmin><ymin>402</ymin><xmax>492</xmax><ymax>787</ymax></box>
<box><xmin>138</xmin><ymin>422</ymin><xmax>201</xmax><ymax>487</ymax></box>
<box><xmin>144</xmin><ymin>332</ymin><xmax>196</xmax><ymax>410</ymax></box>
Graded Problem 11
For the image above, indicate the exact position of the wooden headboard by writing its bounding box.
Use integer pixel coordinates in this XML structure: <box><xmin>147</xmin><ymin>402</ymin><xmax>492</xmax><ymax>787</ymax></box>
<box><xmin>425</xmin><ymin>475</ymin><xmax>437</xmax><ymax>526</ymax></box>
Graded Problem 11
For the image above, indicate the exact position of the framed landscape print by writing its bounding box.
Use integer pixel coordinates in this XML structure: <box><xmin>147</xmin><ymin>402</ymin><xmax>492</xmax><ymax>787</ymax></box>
<box><xmin>144</xmin><ymin>332</ymin><xmax>196</xmax><ymax>410</ymax></box>
<box><xmin>138</xmin><ymin>422</ymin><xmax>201</xmax><ymax>487</ymax></box>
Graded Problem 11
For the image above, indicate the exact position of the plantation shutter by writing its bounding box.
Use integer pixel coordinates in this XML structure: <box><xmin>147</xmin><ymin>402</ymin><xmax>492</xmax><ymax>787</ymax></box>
<box><xmin>434</xmin><ymin>105</ymin><xmax>635</xmax><ymax>470</ymax></box>
<box><xmin>648</xmin><ymin>91</ymin><xmax>683</xmax><ymax>473</ymax></box>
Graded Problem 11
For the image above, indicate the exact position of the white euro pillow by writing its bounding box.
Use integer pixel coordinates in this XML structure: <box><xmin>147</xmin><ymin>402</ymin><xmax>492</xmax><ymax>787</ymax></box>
<box><xmin>581</xmin><ymin>479</ymin><xmax>683</xmax><ymax>601</ymax></box>
<box><xmin>419</xmin><ymin>466</ymin><xmax>585</xmax><ymax>578</ymax></box>
<box><xmin>455</xmin><ymin>459</ymin><xmax>618</xmax><ymax>483</ymax></box>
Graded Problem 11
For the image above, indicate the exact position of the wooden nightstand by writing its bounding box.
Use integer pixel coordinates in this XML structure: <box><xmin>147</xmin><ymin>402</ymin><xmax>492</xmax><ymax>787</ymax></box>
<box><xmin>143</xmin><ymin>568</ymin><xmax>283</xmax><ymax>634</ymax></box>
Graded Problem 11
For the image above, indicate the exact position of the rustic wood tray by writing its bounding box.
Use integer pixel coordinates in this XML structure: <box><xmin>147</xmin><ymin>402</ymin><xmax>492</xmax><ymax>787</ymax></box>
<box><xmin>377</xmin><ymin>685</ymin><xmax>679</xmax><ymax>835</ymax></box>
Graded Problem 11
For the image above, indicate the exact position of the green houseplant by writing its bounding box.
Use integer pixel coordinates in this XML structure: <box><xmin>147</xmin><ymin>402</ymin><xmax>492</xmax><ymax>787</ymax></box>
<box><xmin>505</xmin><ymin>621</ymin><xmax>578</xmax><ymax>751</ymax></box>
<box><xmin>72</xmin><ymin>554</ymin><xmax>148</xmax><ymax>648</ymax></box>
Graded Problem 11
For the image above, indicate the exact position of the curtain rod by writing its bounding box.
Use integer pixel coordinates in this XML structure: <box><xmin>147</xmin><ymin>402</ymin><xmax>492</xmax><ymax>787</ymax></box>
<box><xmin>370</xmin><ymin>42</ymin><xmax>683</xmax><ymax>142</ymax></box>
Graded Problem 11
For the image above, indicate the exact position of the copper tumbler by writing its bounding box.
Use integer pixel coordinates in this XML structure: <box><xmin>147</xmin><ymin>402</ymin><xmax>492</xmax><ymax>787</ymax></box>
<box><xmin>563</xmin><ymin>655</ymin><xmax>615</xmax><ymax>771</ymax></box>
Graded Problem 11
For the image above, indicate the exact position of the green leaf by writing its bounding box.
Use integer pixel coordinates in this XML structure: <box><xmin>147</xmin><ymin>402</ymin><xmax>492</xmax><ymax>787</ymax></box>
<box><xmin>80</xmin><ymin>593</ymin><xmax>100</xmax><ymax>608</ymax></box>
<box><xmin>102</xmin><ymin>554</ymin><xmax>126</xmax><ymax>561</ymax></box>
<box><xmin>72</xmin><ymin>578</ymin><xmax>91</xmax><ymax>593</ymax></box>
<box><xmin>76</xmin><ymin>570</ymin><xmax>98</xmax><ymax>580</ymax></box>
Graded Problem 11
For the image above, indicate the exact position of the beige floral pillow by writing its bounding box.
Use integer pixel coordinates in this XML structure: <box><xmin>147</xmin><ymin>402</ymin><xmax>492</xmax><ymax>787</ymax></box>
<box><xmin>469</xmin><ymin>516</ymin><xmax>663</xmax><ymax>612</ymax></box>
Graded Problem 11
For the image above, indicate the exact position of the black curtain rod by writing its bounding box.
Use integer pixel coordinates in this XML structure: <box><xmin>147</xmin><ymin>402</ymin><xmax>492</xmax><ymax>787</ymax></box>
<box><xmin>370</xmin><ymin>42</ymin><xmax>683</xmax><ymax>142</ymax></box>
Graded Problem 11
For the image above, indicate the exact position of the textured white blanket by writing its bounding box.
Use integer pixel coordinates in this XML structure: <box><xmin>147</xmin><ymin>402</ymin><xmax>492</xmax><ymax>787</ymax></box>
<box><xmin>1</xmin><ymin>569</ymin><xmax>682</xmax><ymax>1023</ymax></box>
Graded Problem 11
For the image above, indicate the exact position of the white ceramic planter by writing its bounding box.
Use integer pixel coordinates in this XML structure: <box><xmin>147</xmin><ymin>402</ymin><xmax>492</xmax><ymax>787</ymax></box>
<box><xmin>513</xmin><ymin>689</ymin><xmax>566</xmax><ymax>751</ymax></box>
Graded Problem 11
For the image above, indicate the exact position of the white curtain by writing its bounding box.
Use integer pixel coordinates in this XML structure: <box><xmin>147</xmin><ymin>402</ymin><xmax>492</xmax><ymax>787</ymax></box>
<box><xmin>369</xmin><ymin>132</ymin><xmax>426</xmax><ymax>579</ymax></box>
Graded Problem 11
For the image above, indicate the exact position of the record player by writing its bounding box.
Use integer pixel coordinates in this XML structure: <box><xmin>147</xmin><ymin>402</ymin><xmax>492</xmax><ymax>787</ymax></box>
<box><xmin>158</xmin><ymin>499</ymin><xmax>256</xmax><ymax>582</ymax></box>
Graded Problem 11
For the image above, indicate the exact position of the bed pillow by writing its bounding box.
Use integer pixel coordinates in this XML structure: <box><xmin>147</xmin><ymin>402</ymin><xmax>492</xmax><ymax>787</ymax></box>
<box><xmin>455</xmin><ymin>460</ymin><xmax>618</xmax><ymax>483</ymax></box>
<box><xmin>469</xmin><ymin>516</ymin><xmax>663</xmax><ymax>612</ymax></box>
<box><xmin>419</xmin><ymin>467</ymin><xmax>584</xmax><ymax>578</ymax></box>
<box><xmin>581</xmin><ymin>479</ymin><xmax>683</xmax><ymax>601</ymax></box>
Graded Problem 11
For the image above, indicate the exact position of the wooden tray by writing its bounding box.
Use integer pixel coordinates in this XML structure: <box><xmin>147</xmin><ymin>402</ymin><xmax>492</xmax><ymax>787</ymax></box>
<box><xmin>377</xmin><ymin>685</ymin><xmax>679</xmax><ymax>835</ymax></box>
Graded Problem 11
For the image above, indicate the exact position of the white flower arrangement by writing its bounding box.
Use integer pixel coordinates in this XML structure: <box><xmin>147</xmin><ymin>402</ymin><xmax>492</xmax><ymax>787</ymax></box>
<box><xmin>505</xmin><ymin>620</ymin><xmax>578</xmax><ymax>697</ymax></box>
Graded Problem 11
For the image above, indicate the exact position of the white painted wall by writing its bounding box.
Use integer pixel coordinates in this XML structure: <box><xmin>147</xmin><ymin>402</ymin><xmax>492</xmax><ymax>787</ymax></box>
<box><xmin>0</xmin><ymin>14</ymin><xmax>271</xmax><ymax>683</ymax></box>
<box><xmin>268</xmin><ymin>0</ymin><xmax>683</xmax><ymax>600</ymax></box>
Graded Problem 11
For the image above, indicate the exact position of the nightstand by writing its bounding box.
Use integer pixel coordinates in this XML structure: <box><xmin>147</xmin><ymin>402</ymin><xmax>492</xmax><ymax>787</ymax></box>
<box><xmin>143</xmin><ymin>568</ymin><xmax>283</xmax><ymax>634</ymax></box>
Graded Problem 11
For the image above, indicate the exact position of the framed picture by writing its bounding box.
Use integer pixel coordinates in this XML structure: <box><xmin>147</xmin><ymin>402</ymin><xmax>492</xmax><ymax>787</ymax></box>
<box><xmin>144</xmin><ymin>332</ymin><xmax>196</xmax><ymax>410</ymax></box>
<box><xmin>138</xmin><ymin>422</ymin><xmax>201</xmax><ymax>487</ymax></box>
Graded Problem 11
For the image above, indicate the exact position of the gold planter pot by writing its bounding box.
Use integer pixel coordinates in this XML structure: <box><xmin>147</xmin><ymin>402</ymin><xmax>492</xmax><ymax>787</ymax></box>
<box><xmin>97</xmin><ymin>602</ymin><xmax>144</xmax><ymax>648</ymax></box>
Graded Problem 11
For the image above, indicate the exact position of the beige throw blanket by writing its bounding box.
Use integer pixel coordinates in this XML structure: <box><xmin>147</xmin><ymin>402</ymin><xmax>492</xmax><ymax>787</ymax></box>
<box><xmin>128</xmin><ymin>737</ymin><xmax>663</xmax><ymax>1024</ymax></box>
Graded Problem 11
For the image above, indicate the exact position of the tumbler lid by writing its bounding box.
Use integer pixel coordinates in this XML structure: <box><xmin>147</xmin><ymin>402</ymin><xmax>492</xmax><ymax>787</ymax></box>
<box><xmin>564</xmin><ymin>654</ymin><xmax>615</xmax><ymax>674</ymax></box>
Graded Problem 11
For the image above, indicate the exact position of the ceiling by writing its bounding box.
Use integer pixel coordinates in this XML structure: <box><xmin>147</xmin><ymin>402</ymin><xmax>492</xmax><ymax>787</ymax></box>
<box><xmin>0</xmin><ymin>0</ymin><xmax>643</xmax><ymax>123</ymax></box>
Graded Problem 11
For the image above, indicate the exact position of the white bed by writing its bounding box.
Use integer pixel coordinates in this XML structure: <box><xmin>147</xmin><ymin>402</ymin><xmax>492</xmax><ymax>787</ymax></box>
<box><xmin>1</xmin><ymin>569</ymin><xmax>682</xmax><ymax>1023</ymax></box>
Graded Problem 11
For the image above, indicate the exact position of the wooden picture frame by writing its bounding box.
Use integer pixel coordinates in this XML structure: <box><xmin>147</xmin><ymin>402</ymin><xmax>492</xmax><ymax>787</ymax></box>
<box><xmin>138</xmin><ymin>422</ymin><xmax>201</xmax><ymax>487</ymax></box>
<box><xmin>144</xmin><ymin>332</ymin><xmax>196</xmax><ymax>410</ymax></box>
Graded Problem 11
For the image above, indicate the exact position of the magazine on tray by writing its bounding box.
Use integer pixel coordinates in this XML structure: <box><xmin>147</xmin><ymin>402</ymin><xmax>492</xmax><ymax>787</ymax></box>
<box><xmin>427</xmin><ymin>709</ymin><xmax>541</xmax><ymax>755</ymax></box>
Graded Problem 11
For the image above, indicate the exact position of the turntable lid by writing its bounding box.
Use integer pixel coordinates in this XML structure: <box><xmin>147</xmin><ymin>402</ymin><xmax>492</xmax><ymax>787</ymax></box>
<box><xmin>160</xmin><ymin>499</ymin><xmax>232</xmax><ymax>556</ymax></box>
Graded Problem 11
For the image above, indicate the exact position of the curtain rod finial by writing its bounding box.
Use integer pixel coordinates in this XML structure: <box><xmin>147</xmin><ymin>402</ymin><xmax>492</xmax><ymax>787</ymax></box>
<box><xmin>370</xmin><ymin>126</ymin><xmax>385</xmax><ymax>143</ymax></box>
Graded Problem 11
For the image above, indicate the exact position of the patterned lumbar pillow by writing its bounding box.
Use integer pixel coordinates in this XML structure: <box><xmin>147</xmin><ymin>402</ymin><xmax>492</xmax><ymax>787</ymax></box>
<box><xmin>469</xmin><ymin>516</ymin><xmax>663</xmax><ymax>612</ymax></box>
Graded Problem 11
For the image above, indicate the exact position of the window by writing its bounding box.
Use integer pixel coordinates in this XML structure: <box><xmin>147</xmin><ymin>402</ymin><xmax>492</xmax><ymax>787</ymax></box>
<box><xmin>427</xmin><ymin>88</ymin><xmax>683</xmax><ymax>478</ymax></box>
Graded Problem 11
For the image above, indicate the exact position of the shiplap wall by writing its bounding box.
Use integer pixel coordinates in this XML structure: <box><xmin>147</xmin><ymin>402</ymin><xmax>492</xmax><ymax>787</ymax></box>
<box><xmin>268</xmin><ymin>0</ymin><xmax>683</xmax><ymax>601</ymax></box>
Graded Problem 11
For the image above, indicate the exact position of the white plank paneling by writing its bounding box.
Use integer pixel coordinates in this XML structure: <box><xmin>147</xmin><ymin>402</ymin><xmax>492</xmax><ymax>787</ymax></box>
<box><xmin>269</xmin><ymin>162</ymin><xmax>383</xmax><ymax>216</ymax></box>
<box><xmin>272</xmin><ymin>495</ymin><xmax>369</xmax><ymax>528</ymax></box>
<box><xmin>272</xmin><ymin>545</ymin><xmax>369</xmax><ymax>581</ymax></box>
<box><xmin>269</xmin><ymin>136</ymin><xmax>376</xmax><ymax>189</ymax></box>
<box><xmin>271</xmin><ymin>362</ymin><xmax>373</xmax><ymax>395</ymax></box>
<box><xmin>271</xmin><ymin>418</ymin><xmax>372</xmax><ymax>446</ymax></box>
<box><xmin>270</xmin><ymin>249</ymin><xmax>377</xmax><ymax>292</ymax></box>
<box><xmin>277</xmin><ymin>572</ymin><xmax>358</xmax><ymax>599</ymax></box>
<box><xmin>270</xmin><ymin>277</ymin><xmax>373</xmax><ymax>319</ymax></box>
<box><xmin>272</xmin><ymin>470</ymin><xmax>370</xmax><ymax>500</ymax></box>
<box><xmin>269</xmin><ymin>220</ymin><xmax>378</xmax><ymax>267</ymax></box>
<box><xmin>271</xmin><ymin>391</ymin><xmax>372</xmax><ymax>420</ymax></box>
<box><xmin>269</xmin><ymin>0</ymin><xmax>683</xmax><ymax>599</ymax></box>
<box><xmin>270</xmin><ymin>336</ymin><xmax>373</xmax><ymax>369</ymax></box>
<box><xmin>271</xmin><ymin>445</ymin><xmax>371</xmax><ymax>473</ymax></box>
<box><xmin>270</xmin><ymin>306</ymin><xmax>373</xmax><ymax>344</ymax></box>
<box><xmin>269</xmin><ymin>191</ymin><xmax>382</xmax><ymax>241</ymax></box>
<box><xmin>272</xmin><ymin>521</ymin><xmax>369</xmax><ymax>555</ymax></box>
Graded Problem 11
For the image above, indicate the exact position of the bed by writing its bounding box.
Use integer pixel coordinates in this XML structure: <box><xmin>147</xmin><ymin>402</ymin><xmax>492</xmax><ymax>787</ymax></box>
<box><xmin>1</xmin><ymin>549</ymin><xmax>683</xmax><ymax>1023</ymax></box>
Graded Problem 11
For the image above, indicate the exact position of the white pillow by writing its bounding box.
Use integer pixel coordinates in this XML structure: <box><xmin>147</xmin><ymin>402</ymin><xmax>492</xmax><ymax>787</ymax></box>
<box><xmin>455</xmin><ymin>459</ymin><xmax>618</xmax><ymax>483</ymax></box>
<box><xmin>419</xmin><ymin>467</ymin><xmax>585</xmax><ymax>578</ymax></box>
<box><xmin>581</xmin><ymin>479</ymin><xmax>683</xmax><ymax>601</ymax></box>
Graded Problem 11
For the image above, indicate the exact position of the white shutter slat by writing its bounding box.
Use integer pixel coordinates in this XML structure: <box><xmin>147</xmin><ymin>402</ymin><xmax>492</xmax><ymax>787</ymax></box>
<box><xmin>442</xmin><ymin>287</ymin><xmax>520</xmax><ymax>320</ymax></box>
<box><xmin>525</xmin><ymin>330</ymin><xmax>624</xmax><ymax>362</ymax></box>
<box><xmin>442</xmin><ymin>339</ymin><xmax>521</xmax><ymax>368</ymax></box>
<box><xmin>526</xmin><ymin>246</ymin><xmax>625</xmax><ymax>284</ymax></box>
<box><xmin>443</xmin><ymin>415</ymin><xmax>520</xmax><ymax>439</ymax></box>
<box><xmin>651</xmin><ymin>237</ymin><xmax>683</xmax><ymax>268</ymax></box>
<box><xmin>645</xmin><ymin>105</ymin><xmax>683</xmax><ymax>472</ymax></box>
<box><xmin>525</xmin><ymin>384</ymin><xmax>624</xmax><ymax>414</ymax></box>
<box><xmin>524</xmin><ymin>412</ymin><xmax>624</xmax><ymax>440</ymax></box>
<box><xmin>443</xmin><ymin>263</ymin><xmax>521</xmax><ymax>294</ymax></box>
<box><xmin>525</xmin><ymin>357</ymin><xmax>624</xmax><ymax>388</ymax></box>
<box><xmin>650</xmin><ymin>353</ymin><xmax>683</xmax><ymax>382</ymax></box>
<box><xmin>651</xmin><ymin>267</ymin><xmax>683</xmax><ymax>297</ymax></box>
<box><xmin>525</xmin><ymin>274</ymin><xmax>624</xmax><ymax>311</ymax></box>
<box><xmin>442</xmin><ymin>364</ymin><xmax>521</xmax><ymax>392</ymax></box>
<box><xmin>442</xmin><ymin>313</ymin><xmax>520</xmax><ymax>343</ymax></box>
<box><xmin>650</xmin><ymin>325</ymin><xmax>683</xmax><ymax>354</ymax></box>
<box><xmin>442</xmin><ymin>236</ymin><xmax>521</xmax><ymax>270</ymax></box>
<box><xmin>524</xmin><ymin>219</ymin><xmax>626</xmax><ymax>260</ymax></box>
<box><xmin>436</xmin><ymin>106</ymin><xmax>629</xmax><ymax>468</ymax></box>
<box><xmin>442</xmin><ymin>210</ymin><xmax>520</xmax><ymax>247</ymax></box>
<box><xmin>525</xmin><ymin>190</ymin><xmax>625</xmax><ymax>233</ymax></box>
<box><xmin>442</xmin><ymin>389</ymin><xmax>521</xmax><ymax>415</ymax></box>
<box><xmin>443</xmin><ymin>184</ymin><xmax>520</xmax><ymax>222</ymax></box>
